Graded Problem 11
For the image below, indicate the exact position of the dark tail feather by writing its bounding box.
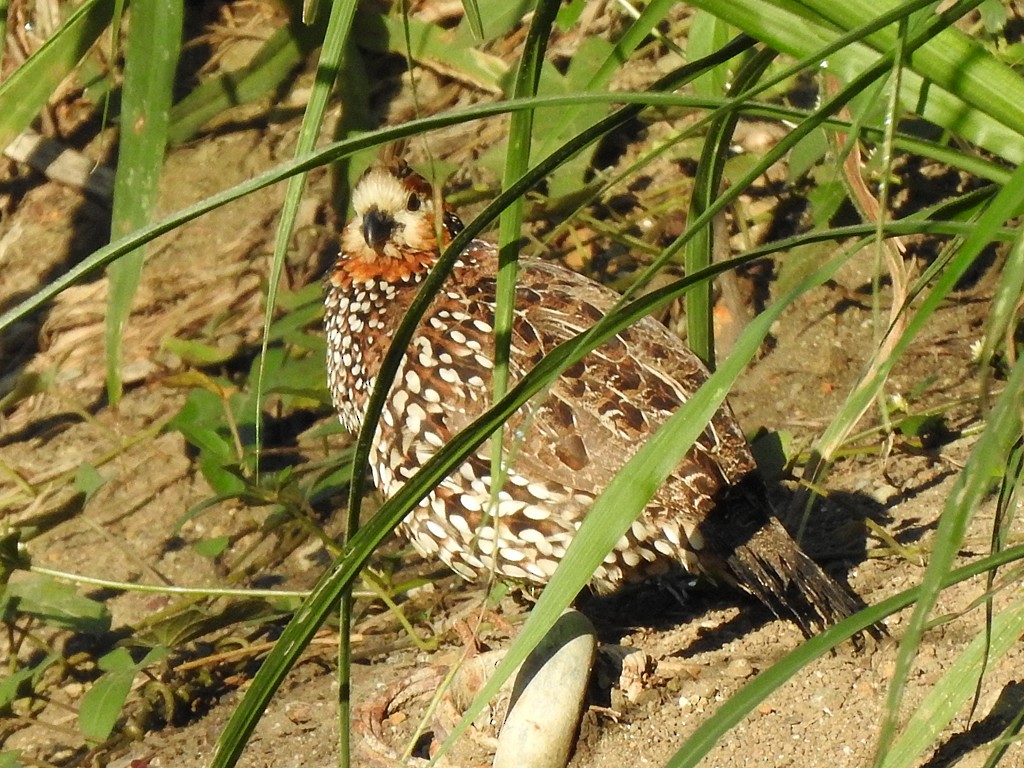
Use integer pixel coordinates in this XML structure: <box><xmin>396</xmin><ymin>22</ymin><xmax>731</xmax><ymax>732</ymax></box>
<box><xmin>702</xmin><ymin>474</ymin><xmax>884</xmax><ymax>642</ymax></box>
<box><xmin>724</xmin><ymin>517</ymin><xmax>864</xmax><ymax>636</ymax></box>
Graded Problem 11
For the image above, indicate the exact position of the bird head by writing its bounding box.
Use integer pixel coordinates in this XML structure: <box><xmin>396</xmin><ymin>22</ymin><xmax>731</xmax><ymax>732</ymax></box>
<box><xmin>340</xmin><ymin>161</ymin><xmax>463</xmax><ymax>266</ymax></box>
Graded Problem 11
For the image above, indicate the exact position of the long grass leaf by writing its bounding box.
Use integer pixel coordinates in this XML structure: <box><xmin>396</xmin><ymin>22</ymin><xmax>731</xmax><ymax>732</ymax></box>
<box><xmin>667</xmin><ymin>545</ymin><xmax>1024</xmax><ymax>767</ymax></box>
<box><xmin>104</xmin><ymin>2</ymin><xmax>182</xmax><ymax>404</ymax></box>
<box><xmin>0</xmin><ymin>0</ymin><xmax>115</xmax><ymax>150</ymax></box>
<box><xmin>874</xmin><ymin>353</ymin><xmax>1024</xmax><ymax>763</ymax></box>
<box><xmin>880</xmin><ymin>598</ymin><xmax>1024</xmax><ymax>768</ymax></box>
<box><xmin>689</xmin><ymin>0</ymin><xmax>1024</xmax><ymax>163</ymax></box>
<box><xmin>168</xmin><ymin>15</ymin><xmax>328</xmax><ymax>144</ymax></box>
<box><xmin>487</xmin><ymin>0</ymin><xmax>560</xmax><ymax>545</ymax></box>
<box><xmin>684</xmin><ymin>48</ymin><xmax>775</xmax><ymax>368</ymax></box>
<box><xmin>979</xmin><ymin>229</ymin><xmax>1024</xmax><ymax>402</ymax></box>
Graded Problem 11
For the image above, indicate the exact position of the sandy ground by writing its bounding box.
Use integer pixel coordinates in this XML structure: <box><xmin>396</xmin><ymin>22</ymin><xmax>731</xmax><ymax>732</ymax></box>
<box><xmin>2</xmin><ymin>4</ymin><xmax>1022</xmax><ymax>767</ymax></box>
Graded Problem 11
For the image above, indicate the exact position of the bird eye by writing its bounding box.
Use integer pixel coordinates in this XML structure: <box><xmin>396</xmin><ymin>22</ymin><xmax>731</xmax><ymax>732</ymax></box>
<box><xmin>407</xmin><ymin>194</ymin><xmax>421</xmax><ymax>212</ymax></box>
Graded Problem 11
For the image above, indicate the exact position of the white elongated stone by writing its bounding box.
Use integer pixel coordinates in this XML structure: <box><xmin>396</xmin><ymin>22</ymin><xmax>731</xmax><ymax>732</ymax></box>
<box><xmin>493</xmin><ymin>610</ymin><xmax>596</xmax><ymax>768</ymax></box>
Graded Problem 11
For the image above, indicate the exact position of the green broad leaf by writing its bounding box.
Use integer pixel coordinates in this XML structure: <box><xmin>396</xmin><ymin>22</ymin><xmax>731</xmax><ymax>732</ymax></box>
<box><xmin>979</xmin><ymin>0</ymin><xmax>1007</xmax><ymax>34</ymax></box>
<box><xmin>806</xmin><ymin>179</ymin><xmax>850</xmax><ymax>229</ymax></box>
<box><xmin>555</xmin><ymin>0</ymin><xmax>586</xmax><ymax>29</ymax></box>
<box><xmin>383</xmin><ymin>15</ymin><xmax>509</xmax><ymax>92</ymax></box>
<box><xmin>0</xmin><ymin>751</ymin><xmax>24</xmax><ymax>768</ymax></box>
<box><xmin>454</xmin><ymin>0</ymin><xmax>535</xmax><ymax>43</ymax></box>
<box><xmin>193</xmin><ymin>536</ymin><xmax>230</xmax><ymax>559</ymax></box>
<box><xmin>750</xmin><ymin>429</ymin><xmax>794</xmax><ymax>483</ymax></box>
<box><xmin>198</xmin><ymin>456</ymin><xmax>247</xmax><ymax>497</ymax></box>
<box><xmin>162</xmin><ymin>336</ymin><xmax>242</xmax><ymax>367</ymax></box>
<box><xmin>893</xmin><ymin>413</ymin><xmax>949</xmax><ymax>444</ymax></box>
<box><xmin>97</xmin><ymin>647</ymin><xmax>135</xmax><ymax>673</ymax></box>
<box><xmin>79</xmin><ymin>669</ymin><xmax>133</xmax><ymax>741</ymax></box>
<box><xmin>788</xmin><ymin>127</ymin><xmax>831</xmax><ymax>182</ymax></box>
<box><xmin>0</xmin><ymin>657</ymin><xmax>56</xmax><ymax>708</ymax></box>
<box><xmin>98</xmin><ymin>645</ymin><xmax>168</xmax><ymax>673</ymax></box>
<box><xmin>3</xmin><ymin>575</ymin><xmax>111</xmax><ymax>635</ymax></box>
<box><xmin>74</xmin><ymin>464</ymin><xmax>107</xmax><ymax>501</ymax></box>
<box><xmin>166</xmin><ymin>389</ymin><xmax>235</xmax><ymax>460</ymax></box>
<box><xmin>534</xmin><ymin>36</ymin><xmax>615</xmax><ymax>199</ymax></box>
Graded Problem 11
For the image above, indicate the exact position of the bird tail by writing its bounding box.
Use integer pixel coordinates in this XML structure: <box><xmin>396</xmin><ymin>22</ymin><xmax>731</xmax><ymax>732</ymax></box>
<box><xmin>722</xmin><ymin>516</ymin><xmax>864</xmax><ymax>636</ymax></box>
<box><xmin>700</xmin><ymin>474</ymin><xmax>879</xmax><ymax>640</ymax></box>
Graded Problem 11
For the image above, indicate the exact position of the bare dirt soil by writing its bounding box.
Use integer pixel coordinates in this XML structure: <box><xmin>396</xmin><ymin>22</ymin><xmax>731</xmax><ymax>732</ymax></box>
<box><xmin>2</xmin><ymin>5</ymin><xmax>1022</xmax><ymax>768</ymax></box>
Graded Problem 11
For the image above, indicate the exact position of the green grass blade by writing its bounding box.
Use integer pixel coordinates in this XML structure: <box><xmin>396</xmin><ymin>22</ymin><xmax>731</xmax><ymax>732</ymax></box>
<box><xmin>104</xmin><ymin>1</ymin><xmax>182</xmax><ymax>405</ymax></box>
<box><xmin>879</xmin><ymin>597</ymin><xmax>1024</xmax><ymax>768</ymax></box>
<box><xmin>874</xmin><ymin>353</ymin><xmax>1024</xmax><ymax>763</ymax></box>
<box><xmin>234</xmin><ymin>3</ymin><xmax>356</xmax><ymax>765</ymax></box>
<box><xmin>667</xmin><ymin>545</ymin><xmax>1024</xmax><ymax>767</ymax></box>
<box><xmin>689</xmin><ymin>11</ymin><xmax>733</xmax><ymax>98</ymax></box>
<box><xmin>462</xmin><ymin>0</ymin><xmax>484</xmax><ymax>40</ymax></box>
<box><xmin>689</xmin><ymin>0</ymin><xmax>1024</xmax><ymax>163</ymax></box>
<box><xmin>684</xmin><ymin>48</ymin><xmax>775</xmax><ymax>368</ymax></box>
<box><xmin>979</xmin><ymin>229</ymin><xmax>1024</xmax><ymax>400</ymax></box>
<box><xmin>488</xmin><ymin>0</ymin><xmax>559</xmax><ymax>519</ymax></box>
<box><xmin>495</xmin><ymin>0</ymin><xmax>558</xmax><ymax>395</ymax></box>
<box><xmin>168</xmin><ymin>15</ymin><xmax>328</xmax><ymax>144</ymax></box>
<box><xmin>0</xmin><ymin>0</ymin><xmax>115</xmax><ymax>150</ymax></box>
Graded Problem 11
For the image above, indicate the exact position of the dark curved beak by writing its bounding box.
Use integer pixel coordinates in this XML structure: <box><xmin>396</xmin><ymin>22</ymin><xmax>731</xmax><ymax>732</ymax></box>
<box><xmin>362</xmin><ymin>207</ymin><xmax>395</xmax><ymax>249</ymax></box>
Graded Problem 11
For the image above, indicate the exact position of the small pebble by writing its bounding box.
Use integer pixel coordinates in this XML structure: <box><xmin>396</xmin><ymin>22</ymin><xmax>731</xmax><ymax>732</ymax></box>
<box><xmin>870</xmin><ymin>483</ymin><xmax>901</xmax><ymax>505</ymax></box>
<box><xmin>726</xmin><ymin>658</ymin><xmax>755</xmax><ymax>679</ymax></box>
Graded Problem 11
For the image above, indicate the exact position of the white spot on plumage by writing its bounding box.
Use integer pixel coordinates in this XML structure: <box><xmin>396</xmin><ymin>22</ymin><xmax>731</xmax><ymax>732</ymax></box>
<box><xmin>449</xmin><ymin>513</ymin><xmax>471</xmax><ymax>535</ymax></box>
<box><xmin>500</xmin><ymin>547</ymin><xmax>525</xmax><ymax>562</ymax></box>
<box><xmin>631</xmin><ymin>519</ymin><xmax>650</xmax><ymax>541</ymax></box>
<box><xmin>459</xmin><ymin>494</ymin><xmax>483</xmax><ymax>512</ymax></box>
<box><xmin>523</xmin><ymin>505</ymin><xmax>550</xmax><ymax>521</ymax></box>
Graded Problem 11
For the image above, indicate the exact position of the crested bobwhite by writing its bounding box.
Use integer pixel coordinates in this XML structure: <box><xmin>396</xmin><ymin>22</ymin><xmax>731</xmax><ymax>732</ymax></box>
<box><xmin>324</xmin><ymin>159</ymin><xmax>861</xmax><ymax>633</ymax></box>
